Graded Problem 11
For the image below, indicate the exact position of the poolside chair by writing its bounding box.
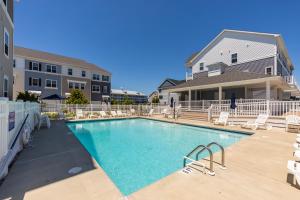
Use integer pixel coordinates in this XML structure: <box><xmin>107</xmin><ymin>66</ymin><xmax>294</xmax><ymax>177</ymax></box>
<box><xmin>214</xmin><ymin>112</ymin><xmax>229</xmax><ymax>126</ymax></box>
<box><xmin>293</xmin><ymin>143</ymin><xmax>300</xmax><ymax>151</ymax></box>
<box><xmin>110</xmin><ymin>111</ymin><xmax>118</xmax><ymax>118</ymax></box>
<box><xmin>162</xmin><ymin>108</ymin><xmax>171</xmax><ymax>118</ymax></box>
<box><xmin>286</xmin><ymin>115</ymin><xmax>300</xmax><ymax>132</ymax></box>
<box><xmin>241</xmin><ymin>114</ymin><xmax>271</xmax><ymax>130</ymax></box>
<box><xmin>287</xmin><ymin>160</ymin><xmax>300</xmax><ymax>186</ymax></box>
<box><xmin>293</xmin><ymin>150</ymin><xmax>300</xmax><ymax>159</ymax></box>
<box><xmin>88</xmin><ymin>111</ymin><xmax>98</xmax><ymax>119</ymax></box>
<box><xmin>130</xmin><ymin>109</ymin><xmax>136</xmax><ymax>116</ymax></box>
<box><xmin>100</xmin><ymin>111</ymin><xmax>109</xmax><ymax>118</ymax></box>
<box><xmin>38</xmin><ymin>113</ymin><xmax>51</xmax><ymax>130</ymax></box>
<box><xmin>297</xmin><ymin>137</ymin><xmax>300</xmax><ymax>144</ymax></box>
<box><xmin>76</xmin><ymin>109</ymin><xmax>84</xmax><ymax>119</ymax></box>
<box><xmin>147</xmin><ymin>109</ymin><xmax>154</xmax><ymax>117</ymax></box>
<box><xmin>117</xmin><ymin>110</ymin><xmax>126</xmax><ymax>117</ymax></box>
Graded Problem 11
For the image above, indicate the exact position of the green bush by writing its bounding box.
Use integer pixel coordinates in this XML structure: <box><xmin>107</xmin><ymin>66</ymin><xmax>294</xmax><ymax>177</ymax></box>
<box><xmin>43</xmin><ymin>112</ymin><xmax>59</xmax><ymax>120</ymax></box>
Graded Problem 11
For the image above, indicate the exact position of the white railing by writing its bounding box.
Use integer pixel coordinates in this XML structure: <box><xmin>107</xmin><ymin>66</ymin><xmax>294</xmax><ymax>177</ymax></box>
<box><xmin>178</xmin><ymin>99</ymin><xmax>266</xmax><ymax>111</ymax></box>
<box><xmin>210</xmin><ymin>100</ymin><xmax>300</xmax><ymax>118</ymax></box>
<box><xmin>41</xmin><ymin>103</ymin><xmax>170</xmax><ymax>116</ymax></box>
<box><xmin>0</xmin><ymin>100</ymin><xmax>40</xmax><ymax>179</ymax></box>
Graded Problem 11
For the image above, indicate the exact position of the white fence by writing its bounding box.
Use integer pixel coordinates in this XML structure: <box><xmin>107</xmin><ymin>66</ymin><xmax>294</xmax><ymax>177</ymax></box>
<box><xmin>210</xmin><ymin>100</ymin><xmax>300</xmax><ymax>118</ymax></box>
<box><xmin>0</xmin><ymin>100</ymin><xmax>40</xmax><ymax>179</ymax></box>
<box><xmin>42</xmin><ymin>103</ymin><xmax>169</xmax><ymax>116</ymax></box>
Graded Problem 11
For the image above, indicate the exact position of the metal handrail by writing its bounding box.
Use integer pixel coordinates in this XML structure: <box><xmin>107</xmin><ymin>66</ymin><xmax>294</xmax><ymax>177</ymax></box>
<box><xmin>183</xmin><ymin>144</ymin><xmax>215</xmax><ymax>176</ymax></box>
<box><xmin>206</xmin><ymin>142</ymin><xmax>226</xmax><ymax>169</ymax></box>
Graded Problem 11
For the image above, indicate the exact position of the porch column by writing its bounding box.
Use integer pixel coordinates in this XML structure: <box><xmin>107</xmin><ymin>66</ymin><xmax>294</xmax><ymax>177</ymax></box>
<box><xmin>188</xmin><ymin>89</ymin><xmax>191</xmax><ymax>110</ymax></box>
<box><xmin>244</xmin><ymin>86</ymin><xmax>248</xmax><ymax>99</ymax></box>
<box><xmin>167</xmin><ymin>92</ymin><xmax>170</xmax><ymax>105</ymax></box>
<box><xmin>266</xmin><ymin>80</ymin><xmax>271</xmax><ymax>100</ymax></box>
<box><xmin>218</xmin><ymin>86</ymin><xmax>222</xmax><ymax>104</ymax></box>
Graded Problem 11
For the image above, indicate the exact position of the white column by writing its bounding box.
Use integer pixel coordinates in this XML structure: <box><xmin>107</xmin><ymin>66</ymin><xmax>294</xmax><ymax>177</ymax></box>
<box><xmin>188</xmin><ymin>89</ymin><xmax>191</xmax><ymax>110</ymax></box>
<box><xmin>266</xmin><ymin>80</ymin><xmax>271</xmax><ymax>100</ymax></box>
<box><xmin>244</xmin><ymin>86</ymin><xmax>248</xmax><ymax>99</ymax></box>
<box><xmin>218</xmin><ymin>86</ymin><xmax>222</xmax><ymax>104</ymax></box>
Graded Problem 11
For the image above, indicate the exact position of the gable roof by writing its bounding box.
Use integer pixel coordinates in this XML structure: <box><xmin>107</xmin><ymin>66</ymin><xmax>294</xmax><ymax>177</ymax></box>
<box><xmin>185</xmin><ymin>29</ymin><xmax>293</xmax><ymax>70</ymax></box>
<box><xmin>14</xmin><ymin>46</ymin><xmax>111</xmax><ymax>75</ymax></box>
<box><xmin>111</xmin><ymin>89</ymin><xmax>146</xmax><ymax>96</ymax></box>
<box><xmin>168</xmin><ymin>70</ymin><xmax>272</xmax><ymax>90</ymax></box>
<box><xmin>158</xmin><ymin>78</ymin><xmax>185</xmax><ymax>89</ymax></box>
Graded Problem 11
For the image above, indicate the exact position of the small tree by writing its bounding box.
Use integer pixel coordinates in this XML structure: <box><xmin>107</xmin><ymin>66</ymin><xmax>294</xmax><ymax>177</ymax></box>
<box><xmin>123</xmin><ymin>95</ymin><xmax>134</xmax><ymax>105</ymax></box>
<box><xmin>66</xmin><ymin>89</ymin><xmax>89</xmax><ymax>104</ymax></box>
<box><xmin>16</xmin><ymin>91</ymin><xmax>39</xmax><ymax>102</ymax></box>
<box><xmin>152</xmin><ymin>96</ymin><xmax>160</xmax><ymax>104</ymax></box>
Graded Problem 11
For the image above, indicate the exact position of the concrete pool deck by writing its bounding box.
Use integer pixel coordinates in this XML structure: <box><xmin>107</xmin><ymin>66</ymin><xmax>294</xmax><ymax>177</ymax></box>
<box><xmin>0</xmin><ymin>116</ymin><xmax>299</xmax><ymax>199</ymax></box>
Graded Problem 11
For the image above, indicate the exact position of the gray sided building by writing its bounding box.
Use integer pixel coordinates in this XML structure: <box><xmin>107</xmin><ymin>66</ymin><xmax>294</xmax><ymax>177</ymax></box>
<box><xmin>0</xmin><ymin>0</ymin><xmax>14</xmax><ymax>99</ymax></box>
<box><xmin>13</xmin><ymin>46</ymin><xmax>111</xmax><ymax>102</ymax></box>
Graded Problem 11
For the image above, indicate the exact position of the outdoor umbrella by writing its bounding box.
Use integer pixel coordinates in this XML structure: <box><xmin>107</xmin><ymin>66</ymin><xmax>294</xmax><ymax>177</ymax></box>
<box><xmin>42</xmin><ymin>94</ymin><xmax>65</xmax><ymax>100</ymax></box>
<box><xmin>170</xmin><ymin>97</ymin><xmax>174</xmax><ymax>108</ymax></box>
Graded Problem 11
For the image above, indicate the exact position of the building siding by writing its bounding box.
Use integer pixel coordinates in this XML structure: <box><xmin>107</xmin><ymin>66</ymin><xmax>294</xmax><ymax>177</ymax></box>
<box><xmin>0</xmin><ymin>2</ymin><xmax>14</xmax><ymax>99</ymax></box>
<box><xmin>191</xmin><ymin>31</ymin><xmax>277</xmax><ymax>75</ymax></box>
<box><xmin>91</xmin><ymin>81</ymin><xmax>111</xmax><ymax>102</ymax></box>
<box><xmin>61</xmin><ymin>76</ymin><xmax>91</xmax><ymax>100</ymax></box>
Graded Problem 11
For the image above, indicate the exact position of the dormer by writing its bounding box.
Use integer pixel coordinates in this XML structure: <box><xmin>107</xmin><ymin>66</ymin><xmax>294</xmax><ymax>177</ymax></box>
<box><xmin>207</xmin><ymin>62</ymin><xmax>228</xmax><ymax>77</ymax></box>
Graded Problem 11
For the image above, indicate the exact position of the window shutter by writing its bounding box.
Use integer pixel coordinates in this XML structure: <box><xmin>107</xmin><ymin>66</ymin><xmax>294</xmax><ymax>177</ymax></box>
<box><xmin>29</xmin><ymin>77</ymin><xmax>32</xmax><ymax>86</ymax></box>
<box><xmin>39</xmin><ymin>63</ymin><xmax>42</xmax><ymax>71</ymax></box>
<box><xmin>39</xmin><ymin>78</ymin><xmax>42</xmax><ymax>86</ymax></box>
<box><xmin>29</xmin><ymin>62</ymin><xmax>32</xmax><ymax>70</ymax></box>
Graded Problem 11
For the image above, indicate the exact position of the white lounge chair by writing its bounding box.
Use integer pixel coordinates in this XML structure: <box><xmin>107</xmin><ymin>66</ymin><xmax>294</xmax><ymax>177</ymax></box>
<box><xmin>110</xmin><ymin>111</ymin><xmax>118</xmax><ymax>118</ymax></box>
<box><xmin>297</xmin><ymin>138</ymin><xmax>300</xmax><ymax>143</ymax></box>
<box><xmin>88</xmin><ymin>111</ymin><xmax>98</xmax><ymax>119</ymax></box>
<box><xmin>286</xmin><ymin>115</ymin><xmax>300</xmax><ymax>132</ymax></box>
<box><xmin>287</xmin><ymin>160</ymin><xmax>300</xmax><ymax>186</ymax></box>
<box><xmin>130</xmin><ymin>109</ymin><xmax>136</xmax><ymax>116</ymax></box>
<box><xmin>117</xmin><ymin>110</ymin><xmax>126</xmax><ymax>117</ymax></box>
<box><xmin>38</xmin><ymin>113</ymin><xmax>51</xmax><ymax>130</ymax></box>
<box><xmin>162</xmin><ymin>108</ymin><xmax>171</xmax><ymax>118</ymax></box>
<box><xmin>241</xmin><ymin>114</ymin><xmax>271</xmax><ymax>130</ymax></box>
<box><xmin>100</xmin><ymin>111</ymin><xmax>109</xmax><ymax>118</ymax></box>
<box><xmin>76</xmin><ymin>109</ymin><xmax>84</xmax><ymax>119</ymax></box>
<box><xmin>214</xmin><ymin>112</ymin><xmax>229</xmax><ymax>126</ymax></box>
<box><xmin>294</xmin><ymin>150</ymin><xmax>300</xmax><ymax>159</ymax></box>
<box><xmin>147</xmin><ymin>109</ymin><xmax>154</xmax><ymax>116</ymax></box>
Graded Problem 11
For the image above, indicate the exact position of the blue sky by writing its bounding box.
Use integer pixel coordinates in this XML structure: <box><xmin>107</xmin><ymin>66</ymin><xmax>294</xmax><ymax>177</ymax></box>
<box><xmin>14</xmin><ymin>0</ymin><xmax>300</xmax><ymax>95</ymax></box>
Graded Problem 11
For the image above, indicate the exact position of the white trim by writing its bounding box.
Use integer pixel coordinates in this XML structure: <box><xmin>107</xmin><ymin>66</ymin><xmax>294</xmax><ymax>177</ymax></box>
<box><xmin>91</xmin><ymin>85</ymin><xmax>101</xmax><ymax>93</ymax></box>
<box><xmin>45</xmin><ymin>79</ymin><xmax>58</xmax><ymax>89</ymax></box>
<box><xmin>67</xmin><ymin>79</ymin><xmax>87</xmax><ymax>84</ymax></box>
<box><xmin>3</xmin><ymin>27</ymin><xmax>9</xmax><ymax>58</ymax></box>
<box><xmin>3</xmin><ymin>75</ymin><xmax>9</xmax><ymax>97</ymax></box>
<box><xmin>265</xmin><ymin>66</ymin><xmax>273</xmax><ymax>75</ymax></box>
<box><xmin>28</xmin><ymin>90</ymin><xmax>41</xmax><ymax>95</ymax></box>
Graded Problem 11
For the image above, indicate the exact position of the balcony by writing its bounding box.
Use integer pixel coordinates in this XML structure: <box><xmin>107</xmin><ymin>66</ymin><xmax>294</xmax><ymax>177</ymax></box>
<box><xmin>284</xmin><ymin>75</ymin><xmax>300</xmax><ymax>96</ymax></box>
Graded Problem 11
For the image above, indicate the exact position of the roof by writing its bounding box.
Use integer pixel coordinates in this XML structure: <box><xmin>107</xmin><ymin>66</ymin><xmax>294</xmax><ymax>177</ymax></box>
<box><xmin>14</xmin><ymin>46</ymin><xmax>111</xmax><ymax>76</ymax></box>
<box><xmin>111</xmin><ymin>89</ymin><xmax>146</xmax><ymax>96</ymax></box>
<box><xmin>185</xmin><ymin>29</ymin><xmax>293</xmax><ymax>70</ymax></box>
<box><xmin>158</xmin><ymin>78</ymin><xmax>185</xmax><ymax>89</ymax></box>
<box><xmin>169</xmin><ymin>70</ymin><xmax>272</xmax><ymax>90</ymax></box>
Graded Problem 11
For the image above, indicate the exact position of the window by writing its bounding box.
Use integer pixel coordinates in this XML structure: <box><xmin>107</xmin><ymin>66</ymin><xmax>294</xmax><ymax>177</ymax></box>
<box><xmin>103</xmin><ymin>86</ymin><xmax>108</xmax><ymax>93</ymax></box>
<box><xmin>13</xmin><ymin>59</ymin><xmax>16</xmax><ymax>68</ymax></box>
<box><xmin>46</xmin><ymin>65</ymin><xmax>57</xmax><ymax>73</ymax></box>
<box><xmin>82</xmin><ymin>70</ymin><xmax>86</xmax><ymax>77</ymax></box>
<box><xmin>199</xmin><ymin>63</ymin><xmax>204</xmax><ymax>71</ymax></box>
<box><xmin>231</xmin><ymin>53</ymin><xmax>237</xmax><ymax>64</ymax></box>
<box><xmin>68</xmin><ymin>68</ymin><xmax>73</xmax><ymax>75</ymax></box>
<box><xmin>3</xmin><ymin>76</ymin><xmax>8</xmax><ymax>97</ymax></box>
<box><xmin>265</xmin><ymin>67</ymin><xmax>273</xmax><ymax>75</ymax></box>
<box><xmin>93</xmin><ymin>74</ymin><xmax>100</xmax><ymax>80</ymax></box>
<box><xmin>92</xmin><ymin>85</ymin><xmax>100</xmax><ymax>93</ymax></box>
<box><xmin>69</xmin><ymin>82</ymin><xmax>73</xmax><ymax>89</ymax></box>
<box><xmin>29</xmin><ymin>62</ymin><xmax>41</xmax><ymax>71</ymax></box>
<box><xmin>29</xmin><ymin>77</ymin><xmax>41</xmax><ymax>86</ymax></box>
<box><xmin>74</xmin><ymin>83</ymin><xmax>79</xmax><ymax>89</ymax></box>
<box><xmin>4</xmin><ymin>28</ymin><xmax>9</xmax><ymax>57</ymax></box>
<box><xmin>80</xmin><ymin>83</ymin><xmax>85</xmax><ymax>90</ymax></box>
<box><xmin>102</xmin><ymin>75</ymin><xmax>109</xmax><ymax>82</ymax></box>
<box><xmin>45</xmin><ymin>79</ymin><xmax>57</xmax><ymax>88</ymax></box>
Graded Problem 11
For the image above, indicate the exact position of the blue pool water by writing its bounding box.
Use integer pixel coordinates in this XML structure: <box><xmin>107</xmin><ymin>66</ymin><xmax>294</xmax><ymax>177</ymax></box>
<box><xmin>67</xmin><ymin>119</ymin><xmax>247</xmax><ymax>195</ymax></box>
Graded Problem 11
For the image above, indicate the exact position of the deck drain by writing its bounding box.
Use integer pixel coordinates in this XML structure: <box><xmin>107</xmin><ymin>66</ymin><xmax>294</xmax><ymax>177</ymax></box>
<box><xmin>68</xmin><ymin>167</ymin><xmax>82</xmax><ymax>175</ymax></box>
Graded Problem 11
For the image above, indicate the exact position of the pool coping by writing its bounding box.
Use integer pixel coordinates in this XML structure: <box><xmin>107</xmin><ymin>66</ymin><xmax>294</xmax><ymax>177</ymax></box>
<box><xmin>65</xmin><ymin>116</ymin><xmax>255</xmax><ymax>196</ymax></box>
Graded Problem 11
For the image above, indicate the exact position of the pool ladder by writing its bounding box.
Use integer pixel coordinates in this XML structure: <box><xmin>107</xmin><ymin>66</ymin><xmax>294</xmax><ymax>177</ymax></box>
<box><xmin>183</xmin><ymin>142</ymin><xmax>226</xmax><ymax>176</ymax></box>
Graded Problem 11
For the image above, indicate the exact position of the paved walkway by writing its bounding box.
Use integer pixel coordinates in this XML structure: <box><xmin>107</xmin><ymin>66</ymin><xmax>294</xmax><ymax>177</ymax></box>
<box><xmin>0</xmin><ymin>117</ymin><xmax>299</xmax><ymax>200</ymax></box>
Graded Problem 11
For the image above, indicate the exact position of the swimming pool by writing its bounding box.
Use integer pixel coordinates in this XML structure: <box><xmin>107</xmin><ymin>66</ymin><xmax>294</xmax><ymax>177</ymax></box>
<box><xmin>67</xmin><ymin>118</ymin><xmax>247</xmax><ymax>195</ymax></box>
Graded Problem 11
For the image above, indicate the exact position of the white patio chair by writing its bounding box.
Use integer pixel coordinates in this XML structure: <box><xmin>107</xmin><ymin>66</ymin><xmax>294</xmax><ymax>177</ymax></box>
<box><xmin>147</xmin><ymin>109</ymin><xmax>154</xmax><ymax>117</ymax></box>
<box><xmin>100</xmin><ymin>111</ymin><xmax>109</xmax><ymax>118</ymax></box>
<box><xmin>293</xmin><ymin>143</ymin><xmax>300</xmax><ymax>151</ymax></box>
<box><xmin>117</xmin><ymin>110</ymin><xmax>126</xmax><ymax>117</ymax></box>
<box><xmin>130</xmin><ymin>109</ymin><xmax>136</xmax><ymax>116</ymax></box>
<box><xmin>294</xmin><ymin>150</ymin><xmax>300</xmax><ymax>159</ymax></box>
<box><xmin>287</xmin><ymin>160</ymin><xmax>300</xmax><ymax>186</ymax></box>
<box><xmin>161</xmin><ymin>108</ymin><xmax>171</xmax><ymax>118</ymax></box>
<box><xmin>241</xmin><ymin>114</ymin><xmax>271</xmax><ymax>130</ymax></box>
<box><xmin>110</xmin><ymin>111</ymin><xmax>118</xmax><ymax>118</ymax></box>
<box><xmin>76</xmin><ymin>109</ymin><xmax>84</xmax><ymax>119</ymax></box>
<box><xmin>38</xmin><ymin>114</ymin><xmax>51</xmax><ymax>130</ymax></box>
<box><xmin>286</xmin><ymin>115</ymin><xmax>300</xmax><ymax>132</ymax></box>
<box><xmin>214</xmin><ymin>112</ymin><xmax>229</xmax><ymax>126</ymax></box>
